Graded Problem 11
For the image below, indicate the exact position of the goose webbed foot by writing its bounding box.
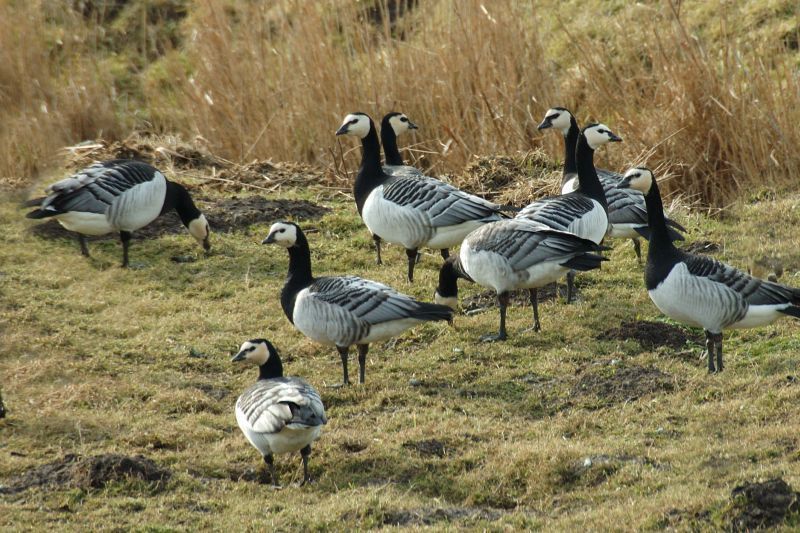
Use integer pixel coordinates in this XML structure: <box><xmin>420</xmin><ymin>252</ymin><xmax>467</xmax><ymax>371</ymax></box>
<box><xmin>480</xmin><ymin>331</ymin><xmax>508</xmax><ymax>342</ymax></box>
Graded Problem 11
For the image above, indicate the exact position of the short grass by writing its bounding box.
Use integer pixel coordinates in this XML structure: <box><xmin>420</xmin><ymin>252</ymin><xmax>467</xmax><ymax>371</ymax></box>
<box><xmin>2</xmin><ymin>177</ymin><xmax>800</xmax><ymax>530</ymax></box>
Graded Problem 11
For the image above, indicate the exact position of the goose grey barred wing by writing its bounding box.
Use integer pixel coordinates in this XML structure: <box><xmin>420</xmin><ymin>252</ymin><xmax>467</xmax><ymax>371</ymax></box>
<box><xmin>310</xmin><ymin>276</ymin><xmax>442</xmax><ymax>324</ymax></box>
<box><xmin>236</xmin><ymin>378</ymin><xmax>326</xmax><ymax>434</ymax></box>
<box><xmin>683</xmin><ymin>253</ymin><xmax>800</xmax><ymax>306</ymax></box>
<box><xmin>516</xmin><ymin>194</ymin><xmax>597</xmax><ymax>232</ymax></box>
<box><xmin>383</xmin><ymin>164</ymin><xmax>424</xmax><ymax>178</ymax></box>
<box><xmin>31</xmin><ymin>160</ymin><xmax>160</xmax><ymax>216</ymax></box>
<box><xmin>597</xmin><ymin>168</ymin><xmax>623</xmax><ymax>183</ymax></box>
<box><xmin>470</xmin><ymin>220</ymin><xmax>603</xmax><ymax>271</ymax></box>
<box><xmin>604</xmin><ymin>186</ymin><xmax>649</xmax><ymax>226</ymax></box>
<box><xmin>381</xmin><ymin>176</ymin><xmax>502</xmax><ymax>227</ymax></box>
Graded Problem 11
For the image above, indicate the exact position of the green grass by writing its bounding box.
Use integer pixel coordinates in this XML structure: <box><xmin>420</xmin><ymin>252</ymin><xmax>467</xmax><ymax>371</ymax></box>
<box><xmin>2</xmin><ymin>178</ymin><xmax>800</xmax><ymax>530</ymax></box>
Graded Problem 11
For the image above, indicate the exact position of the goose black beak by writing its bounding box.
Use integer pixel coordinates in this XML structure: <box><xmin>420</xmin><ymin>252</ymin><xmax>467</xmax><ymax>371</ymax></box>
<box><xmin>262</xmin><ymin>232</ymin><xmax>276</xmax><ymax>244</ymax></box>
<box><xmin>335</xmin><ymin>124</ymin><xmax>349</xmax><ymax>136</ymax></box>
<box><xmin>408</xmin><ymin>121</ymin><xmax>419</xmax><ymax>130</ymax></box>
<box><xmin>609</xmin><ymin>133</ymin><xmax>623</xmax><ymax>142</ymax></box>
<box><xmin>202</xmin><ymin>237</ymin><xmax>211</xmax><ymax>252</ymax></box>
<box><xmin>231</xmin><ymin>350</ymin><xmax>247</xmax><ymax>362</ymax></box>
<box><xmin>537</xmin><ymin>119</ymin><xmax>552</xmax><ymax>130</ymax></box>
<box><xmin>615</xmin><ymin>177</ymin><xmax>633</xmax><ymax>189</ymax></box>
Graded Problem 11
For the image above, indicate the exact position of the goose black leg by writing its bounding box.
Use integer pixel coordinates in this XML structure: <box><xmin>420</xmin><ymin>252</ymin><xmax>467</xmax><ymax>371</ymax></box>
<box><xmin>78</xmin><ymin>235</ymin><xmax>90</xmax><ymax>257</ymax></box>
<box><xmin>704</xmin><ymin>330</ymin><xmax>725</xmax><ymax>373</ymax></box>
<box><xmin>440</xmin><ymin>249</ymin><xmax>450</xmax><ymax>260</ymax></box>
<box><xmin>713</xmin><ymin>333</ymin><xmax>724</xmax><ymax>372</ymax></box>
<box><xmin>263</xmin><ymin>453</ymin><xmax>278</xmax><ymax>487</ymax></box>
<box><xmin>481</xmin><ymin>291</ymin><xmax>509</xmax><ymax>342</ymax></box>
<box><xmin>529</xmin><ymin>289</ymin><xmax>541</xmax><ymax>332</ymax></box>
<box><xmin>337</xmin><ymin>346</ymin><xmax>350</xmax><ymax>385</ymax></box>
<box><xmin>357</xmin><ymin>344</ymin><xmax>368</xmax><ymax>384</ymax></box>
<box><xmin>299</xmin><ymin>444</ymin><xmax>312</xmax><ymax>486</ymax></box>
<box><xmin>120</xmin><ymin>231</ymin><xmax>132</xmax><ymax>268</ymax></box>
<box><xmin>406</xmin><ymin>248</ymin><xmax>418</xmax><ymax>282</ymax></box>
<box><xmin>373</xmin><ymin>234</ymin><xmax>382</xmax><ymax>265</ymax></box>
<box><xmin>566</xmin><ymin>270</ymin><xmax>576</xmax><ymax>303</ymax></box>
<box><xmin>632</xmin><ymin>238</ymin><xmax>642</xmax><ymax>264</ymax></box>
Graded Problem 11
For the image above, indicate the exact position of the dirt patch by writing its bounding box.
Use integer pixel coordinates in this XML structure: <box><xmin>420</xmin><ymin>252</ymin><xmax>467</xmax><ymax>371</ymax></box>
<box><xmin>461</xmin><ymin>285</ymin><xmax>562</xmax><ymax>315</ymax></box>
<box><xmin>0</xmin><ymin>454</ymin><xmax>170</xmax><ymax>494</ymax></box>
<box><xmin>683</xmin><ymin>240</ymin><xmax>720</xmax><ymax>254</ymax></box>
<box><xmin>458</xmin><ymin>150</ymin><xmax>559</xmax><ymax>204</ymax></box>
<box><xmin>380</xmin><ymin>507</ymin><xmax>502</xmax><ymax>526</ymax></box>
<box><xmin>402</xmin><ymin>439</ymin><xmax>448</xmax><ymax>458</ymax></box>
<box><xmin>27</xmin><ymin>195</ymin><xmax>330</xmax><ymax>243</ymax></box>
<box><xmin>572</xmin><ymin>364</ymin><xmax>677</xmax><ymax>405</ymax></box>
<box><xmin>727</xmin><ymin>478</ymin><xmax>800</xmax><ymax>531</ymax></box>
<box><xmin>596</xmin><ymin>320</ymin><xmax>702</xmax><ymax>351</ymax></box>
<box><xmin>340</xmin><ymin>441</ymin><xmax>368</xmax><ymax>453</ymax></box>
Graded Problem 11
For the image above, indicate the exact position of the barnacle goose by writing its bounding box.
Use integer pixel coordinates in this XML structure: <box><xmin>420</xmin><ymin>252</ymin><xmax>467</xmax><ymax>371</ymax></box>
<box><xmin>434</xmin><ymin>219</ymin><xmax>608</xmax><ymax>341</ymax></box>
<box><xmin>24</xmin><ymin>159</ymin><xmax>210</xmax><ymax>267</ymax></box>
<box><xmin>516</xmin><ymin>123</ymin><xmax>620</xmax><ymax>301</ymax></box>
<box><xmin>617</xmin><ymin>168</ymin><xmax>800</xmax><ymax>372</ymax></box>
<box><xmin>336</xmin><ymin>112</ymin><xmax>505</xmax><ymax>282</ymax></box>
<box><xmin>264</xmin><ymin>221</ymin><xmax>453</xmax><ymax>384</ymax></box>
<box><xmin>538</xmin><ymin>107</ymin><xmax>685</xmax><ymax>262</ymax></box>
<box><xmin>232</xmin><ymin>338</ymin><xmax>326</xmax><ymax>486</ymax></box>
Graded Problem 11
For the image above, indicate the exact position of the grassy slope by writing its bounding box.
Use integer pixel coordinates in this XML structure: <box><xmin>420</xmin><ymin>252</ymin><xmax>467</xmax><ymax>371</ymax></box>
<box><xmin>2</xmin><ymin>178</ymin><xmax>800</xmax><ymax>530</ymax></box>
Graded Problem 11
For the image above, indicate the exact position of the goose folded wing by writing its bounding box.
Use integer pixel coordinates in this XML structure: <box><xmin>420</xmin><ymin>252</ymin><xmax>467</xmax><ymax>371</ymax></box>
<box><xmin>684</xmin><ymin>254</ymin><xmax>800</xmax><ymax>305</ymax></box>
<box><xmin>237</xmin><ymin>379</ymin><xmax>325</xmax><ymax>433</ymax></box>
<box><xmin>309</xmin><ymin>276</ymin><xmax>427</xmax><ymax>325</ymax></box>
<box><xmin>517</xmin><ymin>195</ymin><xmax>596</xmax><ymax>231</ymax></box>
<box><xmin>605</xmin><ymin>187</ymin><xmax>649</xmax><ymax>226</ymax></box>
<box><xmin>382</xmin><ymin>176</ymin><xmax>500</xmax><ymax>227</ymax></box>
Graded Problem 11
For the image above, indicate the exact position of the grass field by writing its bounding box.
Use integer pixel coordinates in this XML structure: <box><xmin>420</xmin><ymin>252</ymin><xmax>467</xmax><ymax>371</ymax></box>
<box><xmin>2</xmin><ymin>151</ymin><xmax>800</xmax><ymax>530</ymax></box>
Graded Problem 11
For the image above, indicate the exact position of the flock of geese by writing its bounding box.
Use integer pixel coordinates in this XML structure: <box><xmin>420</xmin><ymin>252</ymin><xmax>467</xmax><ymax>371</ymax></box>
<box><xmin>23</xmin><ymin>107</ymin><xmax>800</xmax><ymax>486</ymax></box>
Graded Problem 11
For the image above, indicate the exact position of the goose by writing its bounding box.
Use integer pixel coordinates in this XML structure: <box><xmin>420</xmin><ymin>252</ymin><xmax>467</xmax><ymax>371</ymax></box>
<box><xmin>434</xmin><ymin>219</ymin><xmax>608</xmax><ymax>341</ymax></box>
<box><xmin>336</xmin><ymin>112</ymin><xmax>506</xmax><ymax>282</ymax></box>
<box><xmin>537</xmin><ymin>107</ymin><xmax>685</xmax><ymax>262</ymax></box>
<box><xmin>263</xmin><ymin>221</ymin><xmax>453</xmax><ymax>384</ymax></box>
<box><xmin>24</xmin><ymin>159</ymin><xmax>210</xmax><ymax>267</ymax></box>
<box><xmin>516</xmin><ymin>123</ymin><xmax>621</xmax><ymax>301</ymax></box>
<box><xmin>617</xmin><ymin>168</ymin><xmax>800</xmax><ymax>372</ymax></box>
<box><xmin>232</xmin><ymin>338</ymin><xmax>326</xmax><ymax>486</ymax></box>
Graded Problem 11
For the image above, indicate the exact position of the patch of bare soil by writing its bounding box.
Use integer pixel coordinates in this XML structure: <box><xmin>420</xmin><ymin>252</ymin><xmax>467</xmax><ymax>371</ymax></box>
<box><xmin>402</xmin><ymin>439</ymin><xmax>448</xmax><ymax>458</ymax></box>
<box><xmin>27</xmin><ymin>195</ymin><xmax>330</xmax><ymax>242</ymax></box>
<box><xmin>571</xmin><ymin>364</ymin><xmax>677</xmax><ymax>405</ymax></box>
<box><xmin>0</xmin><ymin>454</ymin><xmax>170</xmax><ymax>494</ymax></box>
<box><xmin>380</xmin><ymin>507</ymin><xmax>502</xmax><ymax>527</ymax></box>
<box><xmin>727</xmin><ymin>478</ymin><xmax>800</xmax><ymax>531</ymax></box>
<box><xmin>596</xmin><ymin>320</ymin><xmax>702</xmax><ymax>351</ymax></box>
<box><xmin>461</xmin><ymin>285</ymin><xmax>562</xmax><ymax>315</ymax></box>
<box><xmin>457</xmin><ymin>150</ymin><xmax>559</xmax><ymax>206</ymax></box>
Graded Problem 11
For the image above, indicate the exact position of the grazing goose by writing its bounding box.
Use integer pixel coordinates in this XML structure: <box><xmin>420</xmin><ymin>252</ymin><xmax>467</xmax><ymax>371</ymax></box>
<box><xmin>538</xmin><ymin>107</ymin><xmax>685</xmax><ymax>261</ymax></box>
<box><xmin>336</xmin><ymin>112</ymin><xmax>505</xmax><ymax>281</ymax></box>
<box><xmin>516</xmin><ymin>123</ymin><xmax>621</xmax><ymax>301</ymax></box>
<box><xmin>263</xmin><ymin>221</ymin><xmax>453</xmax><ymax>384</ymax></box>
<box><xmin>617</xmin><ymin>168</ymin><xmax>800</xmax><ymax>372</ymax></box>
<box><xmin>24</xmin><ymin>159</ymin><xmax>210</xmax><ymax>267</ymax></box>
<box><xmin>232</xmin><ymin>338</ymin><xmax>326</xmax><ymax>486</ymax></box>
<box><xmin>434</xmin><ymin>219</ymin><xmax>608</xmax><ymax>341</ymax></box>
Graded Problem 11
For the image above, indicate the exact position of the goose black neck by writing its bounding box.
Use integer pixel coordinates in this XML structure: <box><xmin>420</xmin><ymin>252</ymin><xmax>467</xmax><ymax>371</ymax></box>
<box><xmin>575</xmin><ymin>134</ymin><xmax>608</xmax><ymax>210</ymax></box>
<box><xmin>436</xmin><ymin>257</ymin><xmax>461</xmax><ymax>298</ymax></box>
<box><xmin>562</xmin><ymin>116</ymin><xmax>579</xmax><ymax>179</ymax></box>
<box><xmin>643</xmin><ymin>179</ymin><xmax>675</xmax><ymax>252</ymax></box>
<box><xmin>281</xmin><ymin>231</ymin><xmax>314</xmax><ymax>322</ymax></box>
<box><xmin>380</xmin><ymin>118</ymin><xmax>404</xmax><ymax>166</ymax></box>
<box><xmin>166</xmin><ymin>181</ymin><xmax>202</xmax><ymax>225</ymax></box>
<box><xmin>258</xmin><ymin>345</ymin><xmax>284</xmax><ymax>380</ymax></box>
<box><xmin>354</xmin><ymin>120</ymin><xmax>389</xmax><ymax>214</ymax></box>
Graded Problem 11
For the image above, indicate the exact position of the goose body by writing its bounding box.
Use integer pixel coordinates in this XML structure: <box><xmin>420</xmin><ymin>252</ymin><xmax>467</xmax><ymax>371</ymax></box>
<box><xmin>539</xmin><ymin>107</ymin><xmax>684</xmax><ymax>260</ymax></box>
<box><xmin>435</xmin><ymin>218</ymin><xmax>608</xmax><ymax>340</ymax></box>
<box><xmin>617</xmin><ymin>168</ymin><xmax>800</xmax><ymax>372</ymax></box>
<box><xmin>24</xmin><ymin>159</ymin><xmax>210</xmax><ymax>266</ymax></box>
<box><xmin>337</xmin><ymin>112</ymin><xmax>505</xmax><ymax>281</ymax></box>
<box><xmin>264</xmin><ymin>221</ymin><xmax>453</xmax><ymax>384</ymax></box>
<box><xmin>232</xmin><ymin>339</ymin><xmax>326</xmax><ymax>486</ymax></box>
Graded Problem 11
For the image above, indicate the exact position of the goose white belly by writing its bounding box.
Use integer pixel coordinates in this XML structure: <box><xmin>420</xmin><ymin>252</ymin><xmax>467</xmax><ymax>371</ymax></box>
<box><xmin>607</xmin><ymin>222</ymin><xmax>642</xmax><ymax>240</ymax></box>
<box><xmin>461</xmin><ymin>246</ymin><xmax>570</xmax><ymax>294</ymax></box>
<box><xmin>425</xmin><ymin>219</ymin><xmax>488</xmax><ymax>249</ymax></box>
<box><xmin>107</xmin><ymin>175</ymin><xmax>168</xmax><ymax>231</ymax></box>
<box><xmin>56</xmin><ymin>212</ymin><xmax>115</xmax><ymax>236</ymax></box>
<box><xmin>236</xmin><ymin>410</ymin><xmax>321</xmax><ymax>455</ymax></box>
<box><xmin>729</xmin><ymin>304</ymin><xmax>791</xmax><ymax>329</ymax></box>
<box><xmin>362</xmin><ymin>188</ymin><xmax>431</xmax><ymax>249</ymax></box>
<box><xmin>566</xmin><ymin>201</ymin><xmax>608</xmax><ymax>243</ymax></box>
<box><xmin>360</xmin><ymin>318</ymin><xmax>423</xmax><ymax>344</ymax></box>
<box><xmin>648</xmin><ymin>263</ymin><xmax>744</xmax><ymax>332</ymax></box>
<box><xmin>292</xmin><ymin>289</ymin><xmax>358</xmax><ymax>346</ymax></box>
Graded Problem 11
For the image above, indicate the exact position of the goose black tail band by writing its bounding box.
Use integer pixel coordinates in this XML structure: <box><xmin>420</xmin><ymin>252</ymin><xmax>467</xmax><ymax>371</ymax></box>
<box><xmin>560</xmin><ymin>253</ymin><xmax>609</xmax><ymax>272</ymax></box>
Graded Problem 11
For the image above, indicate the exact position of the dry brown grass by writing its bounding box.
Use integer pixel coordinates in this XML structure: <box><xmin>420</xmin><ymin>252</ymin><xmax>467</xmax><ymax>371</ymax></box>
<box><xmin>1</xmin><ymin>1</ymin><xmax>799</xmax><ymax>206</ymax></box>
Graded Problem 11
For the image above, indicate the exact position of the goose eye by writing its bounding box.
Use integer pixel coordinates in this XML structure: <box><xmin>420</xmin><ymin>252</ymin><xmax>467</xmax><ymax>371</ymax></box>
<box><xmin>249</xmin><ymin>346</ymin><xmax>257</xmax><ymax>352</ymax></box>
<box><xmin>400</xmin><ymin>117</ymin><xmax>408</xmax><ymax>122</ymax></box>
<box><xmin>279</xmin><ymin>228</ymin><xmax>285</xmax><ymax>233</ymax></box>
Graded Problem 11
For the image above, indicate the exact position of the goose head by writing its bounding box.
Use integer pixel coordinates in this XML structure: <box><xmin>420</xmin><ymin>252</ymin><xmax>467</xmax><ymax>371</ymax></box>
<box><xmin>583</xmin><ymin>123</ymin><xmax>622</xmax><ymax>149</ymax></box>
<box><xmin>537</xmin><ymin>107</ymin><xmax>573</xmax><ymax>135</ymax></box>
<box><xmin>188</xmin><ymin>214</ymin><xmax>212</xmax><ymax>252</ymax></box>
<box><xmin>262</xmin><ymin>221</ymin><xmax>300</xmax><ymax>248</ymax></box>
<box><xmin>335</xmin><ymin>112</ymin><xmax>372</xmax><ymax>139</ymax></box>
<box><xmin>385</xmin><ymin>112</ymin><xmax>418</xmax><ymax>136</ymax></box>
<box><xmin>616</xmin><ymin>167</ymin><xmax>654</xmax><ymax>194</ymax></box>
<box><xmin>231</xmin><ymin>338</ymin><xmax>276</xmax><ymax>365</ymax></box>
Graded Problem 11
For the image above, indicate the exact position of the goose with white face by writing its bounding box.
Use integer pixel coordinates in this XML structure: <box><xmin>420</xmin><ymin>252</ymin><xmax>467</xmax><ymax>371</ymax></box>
<box><xmin>617</xmin><ymin>167</ymin><xmax>654</xmax><ymax>194</ymax></box>
<box><xmin>188</xmin><ymin>214</ymin><xmax>211</xmax><ymax>251</ymax></box>
<box><xmin>388</xmin><ymin>113</ymin><xmax>418</xmax><ymax>136</ymax></box>
<box><xmin>537</xmin><ymin>107</ymin><xmax>572</xmax><ymax>135</ymax></box>
<box><xmin>335</xmin><ymin>113</ymin><xmax>371</xmax><ymax>139</ymax></box>
<box><xmin>583</xmin><ymin>123</ymin><xmax>622</xmax><ymax>149</ymax></box>
<box><xmin>231</xmin><ymin>339</ymin><xmax>271</xmax><ymax>365</ymax></box>
<box><xmin>262</xmin><ymin>222</ymin><xmax>298</xmax><ymax>247</ymax></box>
